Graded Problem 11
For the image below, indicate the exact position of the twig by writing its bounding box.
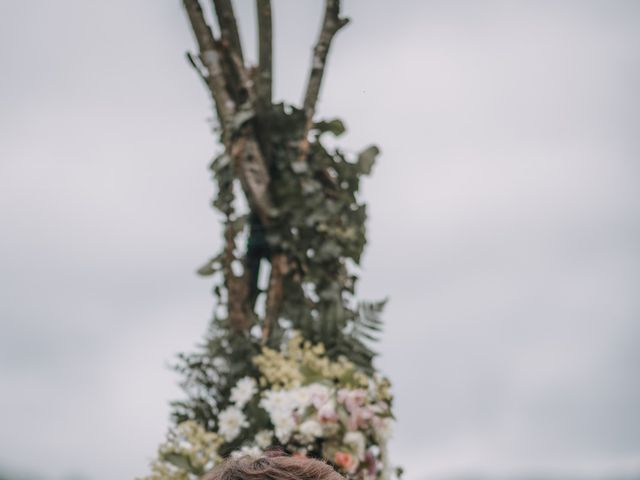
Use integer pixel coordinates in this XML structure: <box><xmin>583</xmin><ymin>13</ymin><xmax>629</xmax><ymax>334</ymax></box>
<box><xmin>186</xmin><ymin>51</ymin><xmax>206</xmax><ymax>80</ymax></box>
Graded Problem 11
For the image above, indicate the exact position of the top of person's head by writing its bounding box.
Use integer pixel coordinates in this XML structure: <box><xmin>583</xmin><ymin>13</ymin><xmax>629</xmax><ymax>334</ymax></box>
<box><xmin>203</xmin><ymin>450</ymin><xmax>345</xmax><ymax>480</ymax></box>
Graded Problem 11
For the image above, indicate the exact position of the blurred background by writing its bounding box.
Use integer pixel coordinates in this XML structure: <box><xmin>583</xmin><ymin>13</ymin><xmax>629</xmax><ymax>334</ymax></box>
<box><xmin>1</xmin><ymin>0</ymin><xmax>639</xmax><ymax>479</ymax></box>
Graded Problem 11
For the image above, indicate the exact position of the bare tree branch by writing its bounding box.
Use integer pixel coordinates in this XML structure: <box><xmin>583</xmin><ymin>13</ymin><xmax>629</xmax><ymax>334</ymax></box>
<box><xmin>183</xmin><ymin>0</ymin><xmax>216</xmax><ymax>52</ymax></box>
<box><xmin>211</xmin><ymin>0</ymin><xmax>248</xmax><ymax>106</ymax></box>
<box><xmin>183</xmin><ymin>0</ymin><xmax>292</xmax><ymax>336</ymax></box>
<box><xmin>186</xmin><ymin>50</ymin><xmax>226</xmax><ymax>131</ymax></box>
<box><xmin>212</xmin><ymin>0</ymin><xmax>244</xmax><ymax>64</ymax></box>
<box><xmin>297</xmin><ymin>0</ymin><xmax>349</xmax><ymax>166</ymax></box>
<box><xmin>184</xmin><ymin>0</ymin><xmax>275</xmax><ymax>334</ymax></box>
<box><xmin>183</xmin><ymin>0</ymin><xmax>235</xmax><ymax>137</ymax></box>
<box><xmin>256</xmin><ymin>0</ymin><xmax>272</xmax><ymax>109</ymax></box>
<box><xmin>184</xmin><ymin>0</ymin><xmax>272</xmax><ymax>224</ymax></box>
<box><xmin>186</xmin><ymin>51</ymin><xmax>206</xmax><ymax>81</ymax></box>
<box><xmin>302</xmin><ymin>0</ymin><xmax>348</xmax><ymax>118</ymax></box>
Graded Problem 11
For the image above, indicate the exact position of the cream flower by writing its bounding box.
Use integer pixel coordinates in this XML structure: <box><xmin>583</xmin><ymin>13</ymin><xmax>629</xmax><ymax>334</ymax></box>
<box><xmin>343</xmin><ymin>431</ymin><xmax>366</xmax><ymax>460</ymax></box>
<box><xmin>307</xmin><ymin>383</ymin><xmax>332</xmax><ymax>408</ymax></box>
<box><xmin>260</xmin><ymin>390</ymin><xmax>296</xmax><ymax>416</ymax></box>
<box><xmin>317</xmin><ymin>399</ymin><xmax>338</xmax><ymax>422</ymax></box>
<box><xmin>230</xmin><ymin>377</ymin><xmax>258</xmax><ymax>408</ymax></box>
<box><xmin>291</xmin><ymin>386</ymin><xmax>312</xmax><ymax>409</ymax></box>
<box><xmin>271</xmin><ymin>411</ymin><xmax>296</xmax><ymax>443</ymax></box>
<box><xmin>254</xmin><ymin>429</ymin><xmax>273</xmax><ymax>449</ymax></box>
<box><xmin>298</xmin><ymin>419</ymin><xmax>323</xmax><ymax>441</ymax></box>
<box><xmin>231</xmin><ymin>445</ymin><xmax>263</xmax><ymax>459</ymax></box>
<box><xmin>217</xmin><ymin>406</ymin><xmax>248</xmax><ymax>442</ymax></box>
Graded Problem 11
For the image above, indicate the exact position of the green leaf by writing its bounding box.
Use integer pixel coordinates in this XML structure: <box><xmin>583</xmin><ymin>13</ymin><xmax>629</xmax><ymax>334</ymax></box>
<box><xmin>313</xmin><ymin>118</ymin><xmax>346</xmax><ymax>137</ymax></box>
<box><xmin>167</xmin><ymin>98</ymin><xmax>391</xmax><ymax>442</ymax></box>
<box><xmin>162</xmin><ymin>452</ymin><xmax>192</xmax><ymax>471</ymax></box>
<box><xmin>357</xmin><ymin>145</ymin><xmax>380</xmax><ymax>174</ymax></box>
<box><xmin>210</xmin><ymin>153</ymin><xmax>231</xmax><ymax>172</ymax></box>
<box><xmin>316</xmin><ymin>240</ymin><xmax>342</xmax><ymax>261</ymax></box>
<box><xmin>196</xmin><ymin>255</ymin><xmax>222</xmax><ymax>276</ymax></box>
<box><xmin>230</xmin><ymin>214</ymin><xmax>248</xmax><ymax>235</ymax></box>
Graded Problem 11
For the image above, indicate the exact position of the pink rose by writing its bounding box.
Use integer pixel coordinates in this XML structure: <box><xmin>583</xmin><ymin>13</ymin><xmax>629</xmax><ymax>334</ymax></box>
<box><xmin>338</xmin><ymin>389</ymin><xmax>367</xmax><ymax>413</ymax></box>
<box><xmin>347</xmin><ymin>405</ymin><xmax>374</xmax><ymax>430</ymax></box>
<box><xmin>334</xmin><ymin>451</ymin><xmax>358</xmax><ymax>473</ymax></box>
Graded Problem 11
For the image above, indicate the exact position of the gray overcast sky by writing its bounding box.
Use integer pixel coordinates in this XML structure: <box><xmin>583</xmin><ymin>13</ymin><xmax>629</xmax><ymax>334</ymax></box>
<box><xmin>1</xmin><ymin>1</ymin><xmax>639</xmax><ymax>479</ymax></box>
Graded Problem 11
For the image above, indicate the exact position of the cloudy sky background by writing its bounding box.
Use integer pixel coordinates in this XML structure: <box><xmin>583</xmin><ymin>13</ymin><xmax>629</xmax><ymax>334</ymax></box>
<box><xmin>1</xmin><ymin>1</ymin><xmax>639</xmax><ymax>479</ymax></box>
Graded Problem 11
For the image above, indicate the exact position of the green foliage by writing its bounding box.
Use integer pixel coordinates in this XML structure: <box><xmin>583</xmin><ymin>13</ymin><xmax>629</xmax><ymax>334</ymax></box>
<box><xmin>171</xmin><ymin>102</ymin><xmax>385</xmax><ymax>438</ymax></box>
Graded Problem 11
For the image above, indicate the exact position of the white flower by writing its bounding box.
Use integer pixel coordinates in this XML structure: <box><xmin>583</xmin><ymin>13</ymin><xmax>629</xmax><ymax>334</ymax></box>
<box><xmin>290</xmin><ymin>386</ymin><xmax>312</xmax><ymax>410</ymax></box>
<box><xmin>254</xmin><ymin>430</ymin><xmax>273</xmax><ymax>449</ymax></box>
<box><xmin>260</xmin><ymin>390</ymin><xmax>296</xmax><ymax>417</ymax></box>
<box><xmin>307</xmin><ymin>383</ymin><xmax>332</xmax><ymax>408</ymax></box>
<box><xmin>298</xmin><ymin>419</ymin><xmax>323</xmax><ymax>441</ymax></box>
<box><xmin>230</xmin><ymin>377</ymin><xmax>258</xmax><ymax>408</ymax></box>
<box><xmin>343</xmin><ymin>431</ymin><xmax>366</xmax><ymax>460</ymax></box>
<box><xmin>317</xmin><ymin>399</ymin><xmax>337</xmax><ymax>422</ymax></box>
<box><xmin>231</xmin><ymin>445</ymin><xmax>263</xmax><ymax>459</ymax></box>
<box><xmin>271</xmin><ymin>411</ymin><xmax>296</xmax><ymax>443</ymax></box>
<box><xmin>218</xmin><ymin>406</ymin><xmax>248</xmax><ymax>442</ymax></box>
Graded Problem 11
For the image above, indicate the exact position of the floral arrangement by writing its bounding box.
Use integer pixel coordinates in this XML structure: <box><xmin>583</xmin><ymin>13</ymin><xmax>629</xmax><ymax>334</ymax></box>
<box><xmin>142</xmin><ymin>333</ymin><xmax>394</xmax><ymax>480</ymax></box>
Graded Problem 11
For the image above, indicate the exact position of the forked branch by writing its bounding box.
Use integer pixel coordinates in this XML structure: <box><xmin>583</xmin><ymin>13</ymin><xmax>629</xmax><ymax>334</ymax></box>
<box><xmin>184</xmin><ymin>0</ymin><xmax>273</xmax><ymax>226</ymax></box>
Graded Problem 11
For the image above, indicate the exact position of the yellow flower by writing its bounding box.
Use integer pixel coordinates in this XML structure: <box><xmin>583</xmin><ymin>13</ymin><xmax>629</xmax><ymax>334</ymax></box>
<box><xmin>253</xmin><ymin>331</ymin><xmax>375</xmax><ymax>390</ymax></box>
<box><xmin>139</xmin><ymin>421</ymin><xmax>221</xmax><ymax>479</ymax></box>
